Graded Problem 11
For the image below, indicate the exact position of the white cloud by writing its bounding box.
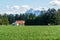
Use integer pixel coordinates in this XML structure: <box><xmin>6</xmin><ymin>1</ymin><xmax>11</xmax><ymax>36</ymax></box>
<box><xmin>3</xmin><ymin>5</ymin><xmax>48</xmax><ymax>15</ymax></box>
<box><xmin>11</xmin><ymin>5</ymin><xmax>20</xmax><ymax>10</ymax></box>
<box><xmin>6</xmin><ymin>5</ymin><xmax>30</xmax><ymax>14</ymax></box>
<box><xmin>20</xmin><ymin>5</ymin><xmax>30</xmax><ymax>13</ymax></box>
<box><xmin>0</xmin><ymin>12</ymin><xmax>5</xmax><ymax>15</ymax></box>
<box><xmin>6</xmin><ymin>11</ymin><xmax>14</xmax><ymax>14</ymax></box>
<box><xmin>33</xmin><ymin>7</ymin><xmax>48</xmax><ymax>11</ymax></box>
<box><xmin>49</xmin><ymin>0</ymin><xmax>60</xmax><ymax>6</ymax></box>
<box><xmin>5</xmin><ymin>5</ymin><xmax>49</xmax><ymax>14</ymax></box>
<box><xmin>21</xmin><ymin>5</ymin><xmax>30</xmax><ymax>9</ymax></box>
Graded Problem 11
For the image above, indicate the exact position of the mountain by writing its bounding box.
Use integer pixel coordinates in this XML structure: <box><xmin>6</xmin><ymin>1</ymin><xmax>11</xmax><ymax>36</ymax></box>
<box><xmin>25</xmin><ymin>8</ymin><xmax>46</xmax><ymax>16</ymax></box>
<box><xmin>0</xmin><ymin>8</ymin><xmax>46</xmax><ymax>16</ymax></box>
<box><xmin>33</xmin><ymin>10</ymin><xmax>41</xmax><ymax>16</ymax></box>
<box><xmin>25</xmin><ymin>8</ymin><xmax>33</xmax><ymax>13</ymax></box>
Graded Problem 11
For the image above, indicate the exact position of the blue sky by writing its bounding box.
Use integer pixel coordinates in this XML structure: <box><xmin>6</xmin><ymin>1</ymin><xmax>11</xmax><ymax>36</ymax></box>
<box><xmin>0</xmin><ymin>0</ymin><xmax>51</xmax><ymax>8</ymax></box>
<box><xmin>0</xmin><ymin>0</ymin><xmax>60</xmax><ymax>14</ymax></box>
<box><xmin>0</xmin><ymin>0</ymin><xmax>50</xmax><ymax>7</ymax></box>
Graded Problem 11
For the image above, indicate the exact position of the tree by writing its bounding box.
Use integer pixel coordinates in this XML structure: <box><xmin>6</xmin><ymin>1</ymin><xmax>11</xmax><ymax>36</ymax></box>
<box><xmin>27</xmin><ymin>13</ymin><xmax>36</xmax><ymax>20</ymax></box>
<box><xmin>15</xmin><ymin>14</ymin><xmax>19</xmax><ymax>20</ymax></box>
<box><xmin>35</xmin><ymin>8</ymin><xmax>56</xmax><ymax>25</ymax></box>
<box><xmin>25</xmin><ymin>13</ymin><xmax>36</xmax><ymax>25</ymax></box>
<box><xmin>56</xmin><ymin>9</ymin><xmax>60</xmax><ymax>24</ymax></box>
<box><xmin>8</xmin><ymin>14</ymin><xmax>15</xmax><ymax>24</ymax></box>
<box><xmin>19</xmin><ymin>14</ymin><xmax>26</xmax><ymax>20</ymax></box>
<box><xmin>0</xmin><ymin>14</ymin><xmax>3</xmax><ymax>25</ymax></box>
<box><xmin>2</xmin><ymin>14</ymin><xmax>9</xmax><ymax>25</ymax></box>
<box><xmin>46</xmin><ymin>8</ymin><xmax>56</xmax><ymax>25</ymax></box>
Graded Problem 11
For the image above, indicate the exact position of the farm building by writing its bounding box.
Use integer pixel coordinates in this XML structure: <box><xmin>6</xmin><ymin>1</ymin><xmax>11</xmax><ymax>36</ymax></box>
<box><xmin>12</xmin><ymin>20</ymin><xmax>25</xmax><ymax>25</ymax></box>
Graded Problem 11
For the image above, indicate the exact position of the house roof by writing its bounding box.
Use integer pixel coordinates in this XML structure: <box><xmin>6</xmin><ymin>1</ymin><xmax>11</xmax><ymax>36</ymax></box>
<box><xmin>16</xmin><ymin>20</ymin><xmax>25</xmax><ymax>24</ymax></box>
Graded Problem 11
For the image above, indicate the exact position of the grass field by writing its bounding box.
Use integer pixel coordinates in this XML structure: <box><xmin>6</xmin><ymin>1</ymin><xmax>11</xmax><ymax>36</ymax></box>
<box><xmin>0</xmin><ymin>25</ymin><xmax>60</xmax><ymax>40</ymax></box>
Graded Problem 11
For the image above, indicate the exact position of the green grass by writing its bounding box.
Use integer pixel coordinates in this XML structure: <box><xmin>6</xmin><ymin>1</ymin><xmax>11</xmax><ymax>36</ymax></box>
<box><xmin>0</xmin><ymin>25</ymin><xmax>60</xmax><ymax>40</ymax></box>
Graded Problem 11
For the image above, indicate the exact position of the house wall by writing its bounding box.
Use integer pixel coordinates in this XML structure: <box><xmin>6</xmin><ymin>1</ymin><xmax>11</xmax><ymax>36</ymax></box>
<box><xmin>16</xmin><ymin>20</ymin><xmax>25</xmax><ymax>25</ymax></box>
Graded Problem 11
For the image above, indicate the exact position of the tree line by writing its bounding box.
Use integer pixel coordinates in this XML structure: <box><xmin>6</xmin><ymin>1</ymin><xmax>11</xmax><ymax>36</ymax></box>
<box><xmin>0</xmin><ymin>8</ymin><xmax>60</xmax><ymax>25</ymax></box>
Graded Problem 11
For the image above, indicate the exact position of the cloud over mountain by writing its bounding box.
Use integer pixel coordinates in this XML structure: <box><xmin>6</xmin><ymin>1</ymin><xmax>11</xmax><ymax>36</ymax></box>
<box><xmin>6</xmin><ymin>5</ymin><xmax>30</xmax><ymax>14</ymax></box>
<box><xmin>49</xmin><ymin>0</ymin><xmax>60</xmax><ymax>6</ymax></box>
<box><xmin>0</xmin><ymin>5</ymin><xmax>48</xmax><ymax>15</ymax></box>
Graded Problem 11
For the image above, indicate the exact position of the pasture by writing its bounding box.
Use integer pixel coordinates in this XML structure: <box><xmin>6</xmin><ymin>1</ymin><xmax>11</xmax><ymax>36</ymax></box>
<box><xmin>0</xmin><ymin>25</ymin><xmax>60</xmax><ymax>40</ymax></box>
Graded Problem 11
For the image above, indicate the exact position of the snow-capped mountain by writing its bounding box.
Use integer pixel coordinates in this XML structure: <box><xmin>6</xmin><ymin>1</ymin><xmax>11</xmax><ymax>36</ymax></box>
<box><xmin>25</xmin><ymin>8</ymin><xmax>33</xmax><ymax>13</ymax></box>
<box><xmin>0</xmin><ymin>7</ymin><xmax>46</xmax><ymax>16</ymax></box>
<box><xmin>25</xmin><ymin>8</ymin><xmax>46</xmax><ymax>16</ymax></box>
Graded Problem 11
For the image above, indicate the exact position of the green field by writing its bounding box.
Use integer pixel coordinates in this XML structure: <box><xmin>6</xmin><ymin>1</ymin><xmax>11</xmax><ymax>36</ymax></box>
<box><xmin>0</xmin><ymin>25</ymin><xmax>60</xmax><ymax>40</ymax></box>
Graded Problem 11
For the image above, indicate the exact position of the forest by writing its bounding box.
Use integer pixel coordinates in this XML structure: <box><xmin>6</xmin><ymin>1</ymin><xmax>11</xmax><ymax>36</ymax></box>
<box><xmin>0</xmin><ymin>8</ymin><xmax>60</xmax><ymax>25</ymax></box>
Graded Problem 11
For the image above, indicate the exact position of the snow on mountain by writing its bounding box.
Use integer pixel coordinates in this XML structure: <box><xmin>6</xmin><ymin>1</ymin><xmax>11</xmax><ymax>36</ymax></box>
<box><xmin>25</xmin><ymin>8</ymin><xmax>46</xmax><ymax>16</ymax></box>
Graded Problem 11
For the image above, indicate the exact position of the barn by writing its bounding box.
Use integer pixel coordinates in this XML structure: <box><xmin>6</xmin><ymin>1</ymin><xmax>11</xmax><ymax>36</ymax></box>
<box><xmin>12</xmin><ymin>20</ymin><xmax>25</xmax><ymax>26</ymax></box>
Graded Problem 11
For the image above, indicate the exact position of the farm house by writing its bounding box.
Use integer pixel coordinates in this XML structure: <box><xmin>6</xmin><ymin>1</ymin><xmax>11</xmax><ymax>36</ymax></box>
<box><xmin>12</xmin><ymin>20</ymin><xmax>25</xmax><ymax>25</ymax></box>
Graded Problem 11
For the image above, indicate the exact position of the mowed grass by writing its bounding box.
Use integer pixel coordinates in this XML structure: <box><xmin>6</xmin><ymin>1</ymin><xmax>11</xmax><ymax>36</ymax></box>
<box><xmin>0</xmin><ymin>25</ymin><xmax>60</xmax><ymax>40</ymax></box>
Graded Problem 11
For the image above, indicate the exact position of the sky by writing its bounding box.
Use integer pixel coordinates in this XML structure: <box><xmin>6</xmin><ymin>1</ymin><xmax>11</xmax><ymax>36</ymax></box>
<box><xmin>0</xmin><ymin>0</ymin><xmax>60</xmax><ymax>14</ymax></box>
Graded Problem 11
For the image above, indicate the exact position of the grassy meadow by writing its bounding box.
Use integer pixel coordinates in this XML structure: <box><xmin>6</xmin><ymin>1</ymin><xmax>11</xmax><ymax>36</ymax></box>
<box><xmin>0</xmin><ymin>25</ymin><xmax>60</xmax><ymax>40</ymax></box>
